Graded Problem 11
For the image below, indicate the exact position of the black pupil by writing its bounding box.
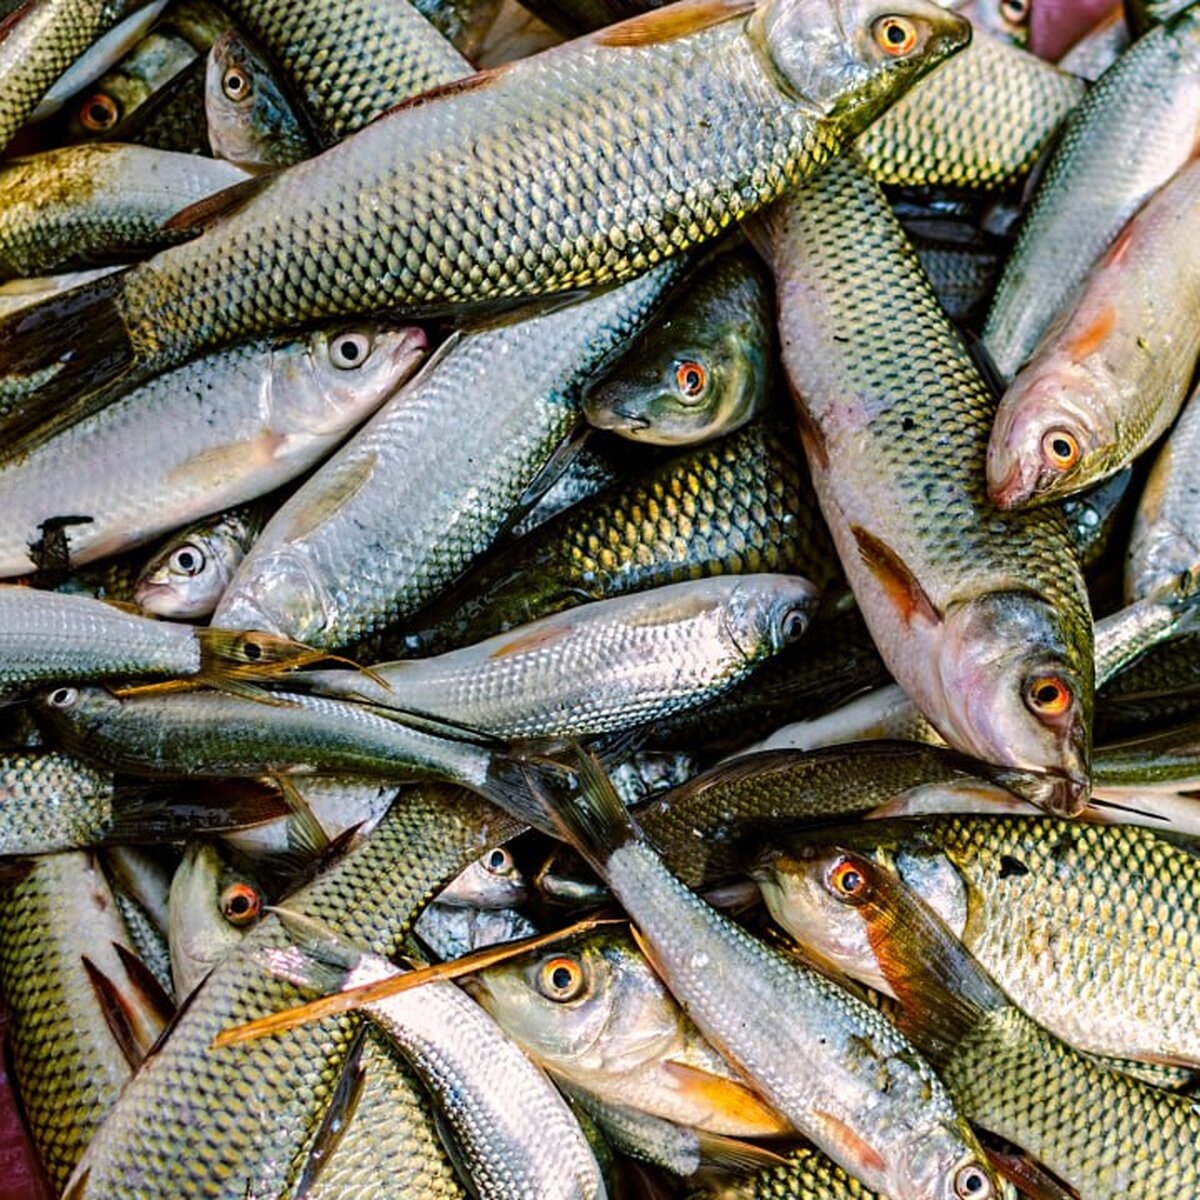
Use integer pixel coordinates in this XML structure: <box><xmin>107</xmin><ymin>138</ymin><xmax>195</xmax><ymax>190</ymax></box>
<box><xmin>229</xmin><ymin>893</ymin><xmax>250</xmax><ymax>915</ymax></box>
<box><xmin>339</xmin><ymin>339</ymin><xmax>361</xmax><ymax>362</ymax></box>
<box><xmin>243</xmin><ymin>641</ymin><xmax>263</xmax><ymax>661</ymax></box>
<box><xmin>88</xmin><ymin>101</ymin><xmax>111</xmax><ymax>124</ymax></box>
<box><xmin>1052</xmin><ymin>438</ymin><xmax>1072</xmax><ymax>459</ymax></box>
<box><xmin>178</xmin><ymin>551</ymin><xmax>197</xmax><ymax>571</ymax></box>
<box><xmin>1036</xmin><ymin>684</ymin><xmax>1060</xmax><ymax>705</ymax></box>
<box><xmin>684</xmin><ymin>369</ymin><xmax>700</xmax><ymax>391</ymax></box>
<box><xmin>842</xmin><ymin>870</ymin><xmax>861</xmax><ymax>893</ymax></box>
<box><xmin>488</xmin><ymin>851</ymin><xmax>506</xmax><ymax>870</ymax></box>
<box><xmin>963</xmin><ymin>1171</ymin><xmax>983</xmax><ymax>1194</ymax></box>
<box><xmin>886</xmin><ymin>21</ymin><xmax>907</xmax><ymax>43</ymax></box>
<box><xmin>53</xmin><ymin>689</ymin><xmax>69</xmax><ymax>705</ymax></box>
<box><xmin>227</xmin><ymin>71</ymin><xmax>245</xmax><ymax>94</ymax></box>
<box><xmin>551</xmin><ymin>966</ymin><xmax>573</xmax><ymax>991</ymax></box>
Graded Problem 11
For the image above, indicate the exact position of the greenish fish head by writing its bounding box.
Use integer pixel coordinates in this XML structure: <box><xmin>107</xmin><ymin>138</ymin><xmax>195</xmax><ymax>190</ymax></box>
<box><xmin>32</xmin><ymin>684</ymin><xmax>123</xmax><ymax>746</ymax></box>
<box><xmin>168</xmin><ymin>840</ymin><xmax>265</xmax><ymax>999</ymax></box>
<box><xmin>723</xmin><ymin>574</ymin><xmax>820</xmax><ymax>660</ymax></box>
<box><xmin>937</xmin><ymin>592</ymin><xmax>1092</xmax><ymax>815</ymax></box>
<box><xmin>267</xmin><ymin>324</ymin><xmax>428</xmax><ymax>442</ymax></box>
<box><xmin>134</xmin><ymin>528</ymin><xmax>243</xmax><ymax>620</ymax></box>
<box><xmin>753</xmin><ymin>0</ymin><xmax>970</xmax><ymax>127</ymax></box>
<box><xmin>987</xmin><ymin>361</ymin><xmax>1118</xmax><ymax>509</ymax></box>
<box><xmin>471</xmin><ymin>930</ymin><xmax>681</xmax><ymax>1078</ymax></box>
<box><xmin>435</xmin><ymin>845</ymin><xmax>528</xmax><ymax>909</ymax></box>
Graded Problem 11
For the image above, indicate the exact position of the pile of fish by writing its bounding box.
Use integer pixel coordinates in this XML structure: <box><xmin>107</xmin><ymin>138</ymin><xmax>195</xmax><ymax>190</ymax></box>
<box><xmin>1</xmin><ymin>0</ymin><xmax>1200</xmax><ymax>1195</ymax></box>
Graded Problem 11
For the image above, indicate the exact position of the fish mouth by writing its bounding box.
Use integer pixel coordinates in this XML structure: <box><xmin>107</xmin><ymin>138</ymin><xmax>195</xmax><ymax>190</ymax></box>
<box><xmin>986</xmin><ymin>454</ymin><xmax>1038</xmax><ymax>509</ymax></box>
<box><xmin>1005</xmin><ymin>768</ymin><xmax>1090</xmax><ymax>817</ymax></box>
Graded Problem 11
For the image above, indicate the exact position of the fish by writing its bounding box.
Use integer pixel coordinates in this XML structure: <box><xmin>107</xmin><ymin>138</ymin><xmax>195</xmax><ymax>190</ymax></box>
<box><xmin>203</xmin><ymin>28</ymin><xmax>314</xmax><ymax>171</ymax></box>
<box><xmin>582</xmin><ymin>249</ymin><xmax>774</xmax><ymax>445</ymax></box>
<box><xmin>987</xmin><ymin>158</ymin><xmax>1200</xmax><ymax>509</ymax></box>
<box><xmin>433</xmin><ymin>845</ymin><xmax>529</xmax><ymax>908</ymax></box>
<box><xmin>0</xmin><ymin>144</ymin><xmax>248</xmax><ymax>280</ymax></box>
<box><xmin>798</xmin><ymin>844</ymin><xmax>1200</xmax><ymax>1198</ymax></box>
<box><xmin>1127</xmin><ymin>0</ymin><xmax>1192</xmax><ymax>34</ymax></box>
<box><xmin>526</xmin><ymin>751</ymin><xmax>1002</xmax><ymax>1199</ymax></box>
<box><xmin>62</xmin><ymin>786</ymin><xmax>519</xmax><ymax>1197</ymax></box>
<box><xmin>0</xmin><ymin>324</ymin><xmax>425</xmax><ymax>578</ymax></box>
<box><xmin>0</xmin><ymin>266</ymin><xmax>122</xmax><ymax>319</ymax></box>
<box><xmin>414</xmin><ymin>902</ymin><xmax>539</xmax><ymax>961</ymax></box>
<box><xmin>906</xmin><ymin>221</ymin><xmax>1004</xmax><ymax>325</ymax></box>
<box><xmin>473</xmin><ymin>924</ymin><xmax>793</xmax><ymax>1136</ymax></box>
<box><xmin>1091</xmin><ymin>717</ymin><xmax>1200</xmax><ymax>793</ymax></box>
<box><xmin>412</xmin><ymin>0</ymin><xmax>505</xmax><ymax>57</ymax></box>
<box><xmin>103</xmin><ymin>845</ymin><xmax>174</xmax><ymax>996</ymax></box>
<box><xmin>757</xmin><ymin>151</ymin><xmax>1094</xmax><ymax>815</ymax></box>
<box><xmin>983</xmin><ymin>5</ymin><xmax>1200</xmax><ymax>381</ymax></box>
<box><xmin>0</xmin><ymin>0</ymin><xmax>970</xmax><ymax>437</ymax></box>
<box><xmin>1028</xmin><ymin>0</ymin><xmax>1116</xmax><ymax>57</ymax></box>
<box><xmin>132</xmin><ymin>503</ymin><xmax>271</xmax><ymax>620</ymax></box>
<box><xmin>755</xmin><ymin>815</ymin><xmax>1200</xmax><ymax>1066</ymax></box>
<box><xmin>213</xmin><ymin>262</ymin><xmax>685</xmax><ymax>648</ymax></box>
<box><xmin>954</xmin><ymin>0</ymin><xmax>1028</xmax><ymax>46</ymax></box>
<box><xmin>299</xmin><ymin>575</ymin><xmax>819</xmax><ymax>739</ymax></box>
<box><xmin>1060</xmin><ymin>467</ymin><xmax>1133</xmax><ymax>570</ymax></box>
<box><xmin>1055</xmin><ymin>2</ymin><xmax>1128</xmax><ymax>79</ymax></box>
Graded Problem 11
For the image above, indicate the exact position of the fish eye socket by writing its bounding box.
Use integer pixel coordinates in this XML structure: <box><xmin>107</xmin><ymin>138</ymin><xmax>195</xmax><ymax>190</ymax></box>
<box><xmin>330</xmin><ymin>331</ymin><xmax>372</xmax><ymax>369</ymax></box>
<box><xmin>1041</xmin><ymin>428</ymin><xmax>1080</xmax><ymax>472</ymax></box>
<box><xmin>537</xmin><ymin>956</ymin><xmax>585</xmax><ymax>1002</ymax></box>
<box><xmin>954</xmin><ymin>1163</ymin><xmax>993</xmax><ymax>1199</ymax></box>
<box><xmin>778</xmin><ymin>606</ymin><xmax>809</xmax><ymax>644</ymax></box>
<box><xmin>873</xmin><ymin>15</ymin><xmax>919</xmax><ymax>56</ymax></box>
<box><xmin>483</xmin><ymin>847</ymin><xmax>513</xmax><ymax>875</ymax></box>
<box><xmin>674</xmin><ymin>360</ymin><xmax>707</xmax><ymax>400</ymax></box>
<box><xmin>80</xmin><ymin>93</ymin><xmax>119</xmax><ymax>131</ymax></box>
<box><xmin>47</xmin><ymin>687</ymin><xmax>78</xmax><ymax>709</ymax></box>
<box><xmin>220</xmin><ymin>881</ymin><xmax>262</xmax><ymax>926</ymax></box>
<box><xmin>222</xmin><ymin>66</ymin><xmax>251</xmax><ymax>102</ymax></box>
<box><xmin>998</xmin><ymin>0</ymin><xmax>1029</xmax><ymax>24</ymax></box>
<box><xmin>1025</xmin><ymin>674</ymin><xmax>1073</xmax><ymax>719</ymax></box>
<box><xmin>825</xmin><ymin>856</ymin><xmax>870</xmax><ymax>903</ymax></box>
<box><xmin>169</xmin><ymin>544</ymin><xmax>206</xmax><ymax>577</ymax></box>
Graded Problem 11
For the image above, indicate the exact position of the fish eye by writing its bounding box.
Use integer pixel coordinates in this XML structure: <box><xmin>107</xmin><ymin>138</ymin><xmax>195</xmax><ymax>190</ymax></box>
<box><xmin>222</xmin><ymin>66</ymin><xmax>251</xmax><ymax>102</ymax></box>
<box><xmin>330</xmin><ymin>331</ymin><xmax>372</xmax><ymax>369</ymax></box>
<box><xmin>220</xmin><ymin>881</ymin><xmax>262</xmax><ymax>926</ymax></box>
<box><xmin>824</xmin><ymin>856</ymin><xmax>871</xmax><ymax>903</ymax></box>
<box><xmin>47</xmin><ymin>687</ymin><xmax>78</xmax><ymax>709</ymax></box>
<box><xmin>80</xmin><ymin>92</ymin><xmax>119</xmax><ymax>131</ymax></box>
<box><xmin>169</xmin><ymin>544</ymin><xmax>206</xmax><ymax>578</ymax></box>
<box><xmin>1025</xmin><ymin>675</ymin><xmax>1073</xmax><ymax>719</ymax></box>
<box><xmin>483</xmin><ymin>847</ymin><xmax>514</xmax><ymax>876</ymax></box>
<box><xmin>998</xmin><ymin>0</ymin><xmax>1029</xmax><ymax>23</ymax></box>
<box><xmin>1041</xmin><ymin>429</ymin><xmax>1080</xmax><ymax>472</ymax></box>
<box><xmin>873</xmin><ymin>15</ymin><xmax>920</xmax><ymax>56</ymax></box>
<box><xmin>954</xmin><ymin>1163</ymin><xmax>993</xmax><ymax>1199</ymax></box>
<box><xmin>674</xmin><ymin>360</ymin><xmax>707</xmax><ymax>400</ymax></box>
<box><xmin>537</xmin><ymin>955</ymin><xmax>586</xmax><ymax>1002</ymax></box>
<box><xmin>778</xmin><ymin>606</ymin><xmax>810</xmax><ymax>644</ymax></box>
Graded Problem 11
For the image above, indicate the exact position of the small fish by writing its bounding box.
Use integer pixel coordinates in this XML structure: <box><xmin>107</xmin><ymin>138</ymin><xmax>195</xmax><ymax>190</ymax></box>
<box><xmin>582</xmin><ymin>249</ymin><xmax>774</xmax><ymax>446</ymax></box>
<box><xmin>434</xmin><ymin>845</ymin><xmax>528</xmax><ymax>909</ymax></box>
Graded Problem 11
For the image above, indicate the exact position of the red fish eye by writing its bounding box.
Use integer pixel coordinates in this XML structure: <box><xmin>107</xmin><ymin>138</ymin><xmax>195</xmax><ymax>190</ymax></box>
<box><xmin>1041</xmin><ymin>429</ymin><xmax>1080</xmax><ymax>471</ymax></box>
<box><xmin>80</xmin><ymin>93</ymin><xmax>119</xmax><ymax>131</ymax></box>
<box><xmin>537</xmin><ymin>956</ymin><xmax>585</xmax><ymax>1001</ymax></box>
<box><xmin>825</xmin><ymin>856</ymin><xmax>870</xmax><ymax>903</ymax></box>
<box><xmin>675</xmin><ymin>360</ymin><xmax>707</xmax><ymax>398</ymax></box>
<box><xmin>1026</xmin><ymin>675</ymin><xmax>1072</xmax><ymax>719</ymax></box>
<box><xmin>220</xmin><ymin>882</ymin><xmax>262</xmax><ymax>926</ymax></box>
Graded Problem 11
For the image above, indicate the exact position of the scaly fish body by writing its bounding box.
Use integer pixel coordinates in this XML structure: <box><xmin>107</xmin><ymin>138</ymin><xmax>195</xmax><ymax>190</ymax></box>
<box><xmin>761</xmin><ymin>152</ymin><xmax>1094</xmax><ymax>814</ymax></box>
<box><xmin>988</xmin><ymin>158</ymin><xmax>1200</xmax><ymax>508</ymax></box>
<box><xmin>984</xmin><ymin>5</ymin><xmax>1200</xmax><ymax>380</ymax></box>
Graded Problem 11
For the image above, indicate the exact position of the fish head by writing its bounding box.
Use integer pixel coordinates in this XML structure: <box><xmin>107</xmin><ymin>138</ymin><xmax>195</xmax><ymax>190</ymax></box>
<box><xmin>205</xmin><ymin>29</ymin><xmax>292</xmax><ymax>166</ymax></box>
<box><xmin>214</xmin><ymin>547</ymin><xmax>335</xmax><ymax>644</ymax></box>
<box><xmin>265</xmin><ymin>324</ymin><xmax>427</xmax><ymax>441</ymax></box>
<box><xmin>952</xmin><ymin>0</ymin><xmax>1028</xmax><ymax>48</ymax></box>
<box><xmin>937</xmin><ymin>592</ymin><xmax>1092</xmax><ymax>814</ymax></box>
<box><xmin>987</xmin><ymin>363</ymin><xmax>1114</xmax><ymax>508</ymax></box>
<box><xmin>753</xmin><ymin>0</ymin><xmax>970</xmax><ymax>125</ymax></box>
<box><xmin>168</xmin><ymin>840</ymin><xmax>265</xmax><ymax>999</ymax></box>
<box><xmin>723</xmin><ymin>574</ymin><xmax>820</xmax><ymax>660</ymax></box>
<box><xmin>898</xmin><ymin>1122</ymin><xmax>1006</xmax><ymax>1200</ymax></box>
<box><xmin>435</xmin><ymin>845</ymin><xmax>528</xmax><ymax>908</ymax></box>
<box><xmin>471</xmin><ymin>930</ymin><xmax>680</xmax><ymax>1077</ymax></box>
<box><xmin>31</xmin><ymin>684</ymin><xmax>121</xmax><ymax>743</ymax></box>
<box><xmin>134</xmin><ymin>529</ymin><xmax>242</xmax><ymax>620</ymax></box>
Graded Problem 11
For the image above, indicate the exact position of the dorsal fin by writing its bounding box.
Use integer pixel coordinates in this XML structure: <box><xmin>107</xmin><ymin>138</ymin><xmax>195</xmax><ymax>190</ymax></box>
<box><xmin>161</xmin><ymin>172</ymin><xmax>279</xmax><ymax>234</ymax></box>
<box><xmin>592</xmin><ymin>0</ymin><xmax>756</xmax><ymax>46</ymax></box>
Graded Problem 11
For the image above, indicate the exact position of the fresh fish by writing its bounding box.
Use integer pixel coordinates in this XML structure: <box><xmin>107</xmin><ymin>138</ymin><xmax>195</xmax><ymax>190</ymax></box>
<box><xmin>412</xmin><ymin>0</ymin><xmax>505</xmax><ymax>57</ymax></box>
<box><xmin>301</xmin><ymin>575</ymin><xmax>819</xmax><ymax>739</ymax></box>
<box><xmin>0</xmin><ymin>144</ymin><xmax>248</xmax><ymax>280</ymax></box>
<box><xmin>258</xmin><ymin>910</ymin><xmax>608</xmax><ymax>1200</ymax></box>
<box><xmin>63</xmin><ymin>786</ymin><xmax>517</xmax><ymax>1198</ymax></box>
<box><xmin>0</xmin><ymin>324</ymin><xmax>425</xmax><ymax>577</ymax></box>
<box><xmin>755</xmin><ymin>815</ymin><xmax>1200</xmax><ymax>1066</ymax></box>
<box><xmin>103</xmin><ymin>845</ymin><xmax>174</xmax><ymax>996</ymax></box>
<box><xmin>1056</xmin><ymin>3</ymin><xmax>1128</xmax><ymax>79</ymax></box>
<box><xmin>954</xmin><ymin>0</ymin><xmax>1028</xmax><ymax>46</ymax></box>
<box><xmin>987</xmin><ymin>158</ymin><xmax>1200</xmax><ymax>509</ymax></box>
<box><xmin>582</xmin><ymin>249</ymin><xmax>774</xmax><ymax>446</ymax></box>
<box><xmin>507</xmin><ymin>442</ymin><xmax>624</xmax><ymax>540</ymax></box>
<box><xmin>1061</xmin><ymin>467</ymin><xmax>1133</xmax><ymax>569</ymax></box>
<box><xmin>0</xmin><ymin>0</ymin><xmax>970</xmax><ymax>433</ymax></box>
<box><xmin>133</xmin><ymin>503</ymin><xmax>271</xmax><ymax>620</ymax></box>
<box><xmin>983</xmin><ymin>5</ymin><xmax>1200</xmax><ymax>380</ymax></box>
<box><xmin>204</xmin><ymin>28</ymin><xmax>314</xmax><ymax>171</ymax></box>
<box><xmin>113</xmin><ymin>52</ymin><xmax>209</xmax><ymax>152</ymax></box>
<box><xmin>434</xmin><ymin>845</ymin><xmax>528</xmax><ymax>908</ymax></box>
<box><xmin>907</xmin><ymin>223</ymin><xmax>1003</xmax><ymax>325</ymax></box>
<box><xmin>1126</xmin><ymin>381</ymin><xmax>1200</xmax><ymax>601</ymax></box>
<box><xmin>214</xmin><ymin>263</ymin><xmax>685</xmax><ymax>648</ymax></box>
<box><xmin>1092</xmin><ymin>717</ymin><xmax>1200</xmax><ymax>792</ymax></box>
<box><xmin>758</xmin><ymin>152</ymin><xmax>1094</xmax><ymax>814</ymax></box>
<box><xmin>528</xmin><ymin>752</ymin><xmax>1002</xmax><ymax>1199</ymax></box>
<box><xmin>413</xmin><ymin>903</ymin><xmax>538</xmax><ymax>961</ymax></box>
<box><xmin>799</xmin><ymin>845</ymin><xmax>1200</xmax><ymax>1199</ymax></box>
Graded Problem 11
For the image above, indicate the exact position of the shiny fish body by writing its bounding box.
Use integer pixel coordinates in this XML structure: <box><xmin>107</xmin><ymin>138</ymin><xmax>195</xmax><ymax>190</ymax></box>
<box><xmin>0</xmin><ymin>750</ymin><xmax>115</xmax><ymax>855</ymax></box>
<box><xmin>214</xmin><ymin>264</ymin><xmax>683</xmax><ymax>648</ymax></box>
<box><xmin>413</xmin><ymin>0</ymin><xmax>504</xmax><ymax>58</ymax></box>
<box><xmin>302</xmin><ymin>575</ymin><xmax>818</xmax><ymax>739</ymax></box>
<box><xmin>696</xmin><ymin>1145</ymin><xmax>891</xmax><ymax>1198</ymax></box>
<box><xmin>1092</xmin><ymin>718</ymin><xmax>1200</xmax><ymax>791</ymax></box>
<box><xmin>988</xmin><ymin>158</ymin><xmax>1200</xmax><ymax>509</ymax></box>
<box><xmin>0</xmin><ymin>144</ymin><xmax>248</xmax><ymax>279</ymax></box>
<box><xmin>0</xmin><ymin>325</ymin><xmax>425</xmax><ymax>577</ymax></box>
<box><xmin>983</xmin><ymin>5</ymin><xmax>1200</xmax><ymax>380</ymax></box>
<box><xmin>761</xmin><ymin>153</ymin><xmax>1094</xmax><ymax>814</ymax></box>
<box><xmin>399</xmin><ymin>421</ymin><xmax>838</xmax><ymax>659</ymax></box>
<box><xmin>64</xmin><ymin>787</ymin><xmax>518</xmax><ymax>1198</ymax></box>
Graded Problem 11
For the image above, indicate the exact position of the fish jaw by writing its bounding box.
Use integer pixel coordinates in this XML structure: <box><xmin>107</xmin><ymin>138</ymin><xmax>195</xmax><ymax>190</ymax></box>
<box><xmin>213</xmin><ymin>547</ymin><xmax>333</xmax><ymax>644</ymax></box>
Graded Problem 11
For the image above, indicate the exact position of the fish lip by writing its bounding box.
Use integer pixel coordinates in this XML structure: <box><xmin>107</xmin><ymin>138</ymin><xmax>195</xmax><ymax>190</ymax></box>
<box><xmin>986</xmin><ymin>455</ymin><xmax>1036</xmax><ymax>509</ymax></box>
<box><xmin>1012</xmin><ymin>768</ymin><xmax>1090</xmax><ymax>817</ymax></box>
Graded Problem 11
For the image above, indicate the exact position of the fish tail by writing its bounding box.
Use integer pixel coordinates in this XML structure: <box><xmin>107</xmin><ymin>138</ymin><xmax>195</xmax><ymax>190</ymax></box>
<box><xmin>256</xmin><ymin>908</ymin><xmax>367</xmax><ymax>995</ymax></box>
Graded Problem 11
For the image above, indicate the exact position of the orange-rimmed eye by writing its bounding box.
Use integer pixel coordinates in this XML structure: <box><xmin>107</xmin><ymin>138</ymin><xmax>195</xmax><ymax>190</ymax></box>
<box><xmin>222</xmin><ymin>66</ymin><xmax>251</xmax><ymax>102</ymax></box>
<box><xmin>1026</xmin><ymin>676</ymin><xmax>1072</xmax><ymax>719</ymax></box>
<box><xmin>220</xmin><ymin>882</ymin><xmax>262</xmax><ymax>926</ymax></box>
<box><xmin>873</xmin><ymin>16</ymin><xmax>919</xmax><ymax>56</ymax></box>
<box><xmin>675</xmin><ymin>360</ymin><xmax>707</xmax><ymax>399</ymax></box>
<box><xmin>1041</xmin><ymin>429</ymin><xmax>1080</xmax><ymax>471</ymax></box>
<box><xmin>999</xmin><ymin>0</ymin><xmax>1029</xmax><ymax>24</ymax></box>
<box><xmin>537</xmin><ymin>956</ymin><xmax>585</xmax><ymax>1001</ymax></box>
<box><xmin>483</xmin><ymin>847</ymin><xmax>514</xmax><ymax>876</ymax></box>
<box><xmin>80</xmin><ymin>93</ymin><xmax>119</xmax><ymax>131</ymax></box>
<box><xmin>825</xmin><ymin>856</ymin><xmax>870</xmax><ymax>903</ymax></box>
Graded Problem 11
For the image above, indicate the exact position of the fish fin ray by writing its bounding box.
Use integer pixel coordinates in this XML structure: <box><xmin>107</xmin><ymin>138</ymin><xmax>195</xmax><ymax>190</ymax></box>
<box><xmin>292</xmin><ymin>1027</ymin><xmax>369</xmax><ymax>1198</ymax></box>
<box><xmin>694</xmin><ymin>1131</ymin><xmax>791</xmax><ymax>1172</ymax></box>
<box><xmin>850</xmin><ymin>525</ymin><xmax>941</xmax><ymax>626</ymax></box>
<box><xmin>592</xmin><ymin>0</ymin><xmax>755</xmax><ymax>46</ymax></box>
<box><xmin>161</xmin><ymin>172</ymin><xmax>278</xmax><ymax>234</ymax></box>
<box><xmin>660</xmin><ymin>1061</ymin><xmax>790</xmax><ymax>1135</ymax></box>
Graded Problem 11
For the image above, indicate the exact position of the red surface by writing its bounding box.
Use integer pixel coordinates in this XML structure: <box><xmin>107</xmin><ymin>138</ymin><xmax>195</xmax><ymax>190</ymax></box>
<box><xmin>1031</xmin><ymin>0</ymin><xmax>1123</xmax><ymax>60</ymax></box>
<box><xmin>0</xmin><ymin>1003</ymin><xmax>51</xmax><ymax>1200</ymax></box>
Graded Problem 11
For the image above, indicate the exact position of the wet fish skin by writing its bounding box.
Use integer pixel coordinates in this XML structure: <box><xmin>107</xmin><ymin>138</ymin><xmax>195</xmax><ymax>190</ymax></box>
<box><xmin>0</xmin><ymin>750</ymin><xmax>115</xmax><ymax>855</ymax></box>
<box><xmin>433</xmin><ymin>846</ymin><xmax>527</xmax><ymax>909</ymax></box>
<box><xmin>582</xmin><ymin>249</ymin><xmax>774</xmax><ymax>446</ymax></box>
<box><xmin>760</xmin><ymin>152</ymin><xmax>1094</xmax><ymax>815</ymax></box>
<box><xmin>204</xmin><ymin>28</ymin><xmax>313</xmax><ymax>171</ymax></box>
<box><xmin>987</xmin><ymin>158</ymin><xmax>1200</xmax><ymax>509</ymax></box>
<box><xmin>983</xmin><ymin>5</ymin><xmax>1200</xmax><ymax>380</ymax></box>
